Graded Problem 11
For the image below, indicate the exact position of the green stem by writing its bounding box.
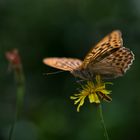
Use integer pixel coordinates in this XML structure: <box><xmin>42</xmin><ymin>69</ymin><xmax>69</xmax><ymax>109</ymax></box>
<box><xmin>8</xmin><ymin>68</ymin><xmax>25</xmax><ymax>140</ymax></box>
<box><xmin>98</xmin><ymin>104</ymin><xmax>109</xmax><ymax>140</ymax></box>
<box><xmin>8</xmin><ymin>122</ymin><xmax>15</xmax><ymax>140</ymax></box>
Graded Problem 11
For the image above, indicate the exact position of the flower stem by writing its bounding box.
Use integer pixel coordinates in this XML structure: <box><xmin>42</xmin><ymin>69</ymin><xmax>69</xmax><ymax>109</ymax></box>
<box><xmin>6</xmin><ymin>50</ymin><xmax>25</xmax><ymax>140</ymax></box>
<box><xmin>98</xmin><ymin>104</ymin><xmax>109</xmax><ymax>140</ymax></box>
<box><xmin>8</xmin><ymin>69</ymin><xmax>25</xmax><ymax>140</ymax></box>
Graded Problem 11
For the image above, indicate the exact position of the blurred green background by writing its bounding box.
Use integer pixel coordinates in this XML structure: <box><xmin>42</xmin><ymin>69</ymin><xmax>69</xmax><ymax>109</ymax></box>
<box><xmin>0</xmin><ymin>0</ymin><xmax>139</xmax><ymax>140</ymax></box>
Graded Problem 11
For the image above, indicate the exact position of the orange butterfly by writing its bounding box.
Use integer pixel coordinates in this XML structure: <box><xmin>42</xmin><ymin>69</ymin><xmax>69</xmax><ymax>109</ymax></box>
<box><xmin>43</xmin><ymin>30</ymin><xmax>134</xmax><ymax>80</ymax></box>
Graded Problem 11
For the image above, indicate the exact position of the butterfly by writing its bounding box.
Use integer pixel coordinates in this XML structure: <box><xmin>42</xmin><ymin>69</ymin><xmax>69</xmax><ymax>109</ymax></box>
<box><xmin>43</xmin><ymin>30</ymin><xmax>134</xmax><ymax>80</ymax></box>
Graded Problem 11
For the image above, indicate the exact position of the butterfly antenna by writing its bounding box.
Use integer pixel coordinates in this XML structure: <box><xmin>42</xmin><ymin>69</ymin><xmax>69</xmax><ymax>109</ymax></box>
<box><xmin>43</xmin><ymin>70</ymin><xmax>65</xmax><ymax>76</ymax></box>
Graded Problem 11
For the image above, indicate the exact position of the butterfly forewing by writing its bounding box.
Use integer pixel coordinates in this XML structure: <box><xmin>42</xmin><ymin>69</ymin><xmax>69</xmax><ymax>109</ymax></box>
<box><xmin>43</xmin><ymin>58</ymin><xmax>82</xmax><ymax>71</ymax></box>
<box><xmin>82</xmin><ymin>30</ymin><xmax>123</xmax><ymax>68</ymax></box>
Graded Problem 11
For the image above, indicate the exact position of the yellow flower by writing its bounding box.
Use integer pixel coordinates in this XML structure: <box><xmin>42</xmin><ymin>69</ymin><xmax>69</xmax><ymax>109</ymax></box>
<box><xmin>70</xmin><ymin>75</ymin><xmax>112</xmax><ymax>112</ymax></box>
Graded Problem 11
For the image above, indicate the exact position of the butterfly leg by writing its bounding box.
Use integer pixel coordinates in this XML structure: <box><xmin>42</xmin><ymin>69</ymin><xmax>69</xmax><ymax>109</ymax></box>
<box><xmin>76</xmin><ymin>79</ymin><xmax>85</xmax><ymax>83</ymax></box>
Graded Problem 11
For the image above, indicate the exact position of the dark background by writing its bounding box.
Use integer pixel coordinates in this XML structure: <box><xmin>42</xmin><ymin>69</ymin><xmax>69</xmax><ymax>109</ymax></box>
<box><xmin>0</xmin><ymin>0</ymin><xmax>139</xmax><ymax>140</ymax></box>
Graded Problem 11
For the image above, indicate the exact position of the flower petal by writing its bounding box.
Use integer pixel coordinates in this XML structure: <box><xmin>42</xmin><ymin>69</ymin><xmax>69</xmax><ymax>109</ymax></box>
<box><xmin>70</xmin><ymin>96</ymin><xmax>79</xmax><ymax>100</ymax></box>
<box><xmin>100</xmin><ymin>89</ymin><xmax>111</xmax><ymax>95</ymax></box>
<box><xmin>77</xmin><ymin>96</ymin><xmax>86</xmax><ymax>112</ymax></box>
<box><xmin>74</xmin><ymin>97</ymin><xmax>83</xmax><ymax>104</ymax></box>
<box><xmin>93</xmin><ymin>93</ymin><xmax>100</xmax><ymax>103</ymax></box>
<box><xmin>105</xmin><ymin>82</ymin><xmax>113</xmax><ymax>85</ymax></box>
<box><xmin>88</xmin><ymin>94</ymin><xmax>95</xmax><ymax>103</ymax></box>
<box><xmin>88</xmin><ymin>93</ymin><xmax>100</xmax><ymax>103</ymax></box>
<box><xmin>96</xmin><ymin>75</ymin><xmax>102</xmax><ymax>85</ymax></box>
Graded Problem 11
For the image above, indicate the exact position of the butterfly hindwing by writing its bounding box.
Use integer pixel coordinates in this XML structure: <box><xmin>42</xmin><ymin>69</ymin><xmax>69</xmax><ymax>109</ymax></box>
<box><xmin>43</xmin><ymin>57</ymin><xmax>82</xmax><ymax>71</ymax></box>
<box><xmin>101</xmin><ymin>47</ymin><xmax>134</xmax><ymax>73</ymax></box>
<box><xmin>87</xmin><ymin>47</ymin><xmax>134</xmax><ymax>78</ymax></box>
<box><xmin>82</xmin><ymin>30</ymin><xmax>122</xmax><ymax>68</ymax></box>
